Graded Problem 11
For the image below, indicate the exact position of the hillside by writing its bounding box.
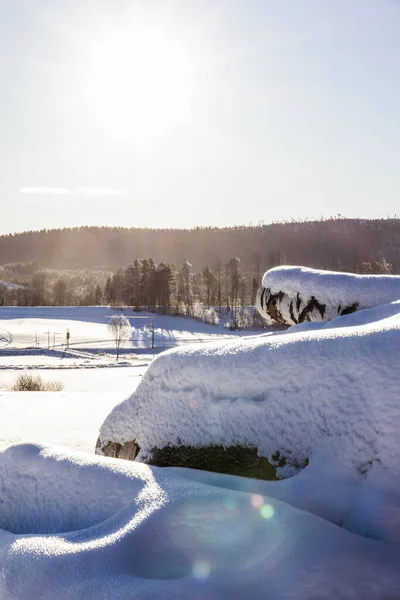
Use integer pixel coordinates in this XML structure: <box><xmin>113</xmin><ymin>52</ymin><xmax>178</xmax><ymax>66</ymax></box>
<box><xmin>0</xmin><ymin>219</ymin><xmax>399</xmax><ymax>273</ymax></box>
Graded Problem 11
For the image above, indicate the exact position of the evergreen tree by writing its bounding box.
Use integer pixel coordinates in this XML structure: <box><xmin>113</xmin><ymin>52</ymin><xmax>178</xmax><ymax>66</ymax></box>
<box><xmin>104</xmin><ymin>277</ymin><xmax>115</xmax><ymax>304</ymax></box>
<box><xmin>53</xmin><ymin>278</ymin><xmax>67</xmax><ymax>305</ymax></box>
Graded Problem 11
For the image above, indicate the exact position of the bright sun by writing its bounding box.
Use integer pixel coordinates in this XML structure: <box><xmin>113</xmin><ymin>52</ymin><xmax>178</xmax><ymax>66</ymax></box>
<box><xmin>83</xmin><ymin>26</ymin><xmax>194</xmax><ymax>144</ymax></box>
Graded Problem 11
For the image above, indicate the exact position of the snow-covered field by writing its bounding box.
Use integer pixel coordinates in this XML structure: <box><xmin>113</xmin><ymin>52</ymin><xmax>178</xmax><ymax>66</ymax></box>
<box><xmin>0</xmin><ymin>368</ymin><xmax>147</xmax><ymax>453</ymax></box>
<box><xmin>0</xmin><ymin>307</ymin><xmax>256</xmax><ymax>455</ymax></box>
<box><xmin>0</xmin><ymin>306</ymin><xmax>255</xmax><ymax>352</ymax></box>
<box><xmin>1</xmin><ymin>300</ymin><xmax>400</xmax><ymax>598</ymax></box>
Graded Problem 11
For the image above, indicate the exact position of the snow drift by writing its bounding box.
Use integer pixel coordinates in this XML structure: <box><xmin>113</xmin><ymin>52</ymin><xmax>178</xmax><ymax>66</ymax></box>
<box><xmin>97</xmin><ymin>300</ymin><xmax>400</xmax><ymax>520</ymax></box>
<box><xmin>1</xmin><ymin>443</ymin><xmax>400</xmax><ymax>600</ymax></box>
<box><xmin>256</xmin><ymin>265</ymin><xmax>400</xmax><ymax>325</ymax></box>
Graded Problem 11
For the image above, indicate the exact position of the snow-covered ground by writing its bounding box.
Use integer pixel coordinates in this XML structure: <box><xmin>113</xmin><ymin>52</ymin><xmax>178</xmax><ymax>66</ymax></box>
<box><xmin>0</xmin><ymin>366</ymin><xmax>147</xmax><ymax>453</ymax></box>
<box><xmin>0</xmin><ymin>306</ymin><xmax>258</xmax><ymax>352</ymax></box>
<box><xmin>0</xmin><ymin>306</ymin><xmax>266</xmax><ymax>454</ymax></box>
<box><xmin>1</xmin><ymin>444</ymin><xmax>400</xmax><ymax>600</ymax></box>
<box><xmin>0</xmin><ymin>351</ymin><xmax>151</xmax><ymax>372</ymax></box>
<box><xmin>1</xmin><ymin>301</ymin><xmax>400</xmax><ymax>598</ymax></box>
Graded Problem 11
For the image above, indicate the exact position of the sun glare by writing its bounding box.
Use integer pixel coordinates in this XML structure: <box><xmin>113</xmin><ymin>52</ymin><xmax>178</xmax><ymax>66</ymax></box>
<box><xmin>83</xmin><ymin>26</ymin><xmax>195</xmax><ymax>144</ymax></box>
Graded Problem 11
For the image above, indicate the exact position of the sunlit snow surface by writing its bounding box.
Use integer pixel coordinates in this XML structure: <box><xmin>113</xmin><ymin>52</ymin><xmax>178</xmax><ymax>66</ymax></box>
<box><xmin>0</xmin><ymin>306</ymin><xmax>253</xmax><ymax>352</ymax></box>
<box><xmin>1</xmin><ymin>444</ymin><xmax>400</xmax><ymax>600</ymax></box>
<box><xmin>99</xmin><ymin>300</ymin><xmax>400</xmax><ymax>484</ymax></box>
<box><xmin>2</xmin><ymin>302</ymin><xmax>400</xmax><ymax>598</ymax></box>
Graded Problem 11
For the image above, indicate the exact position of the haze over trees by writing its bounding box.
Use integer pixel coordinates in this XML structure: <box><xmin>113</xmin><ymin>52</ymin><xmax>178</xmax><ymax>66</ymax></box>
<box><xmin>0</xmin><ymin>218</ymin><xmax>398</xmax><ymax>329</ymax></box>
<box><xmin>0</xmin><ymin>218</ymin><xmax>399</xmax><ymax>272</ymax></box>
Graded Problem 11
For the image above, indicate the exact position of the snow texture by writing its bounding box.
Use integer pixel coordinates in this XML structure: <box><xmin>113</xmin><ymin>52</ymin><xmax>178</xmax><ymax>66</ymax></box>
<box><xmin>1</xmin><ymin>443</ymin><xmax>400</xmax><ymax>600</ymax></box>
<box><xmin>257</xmin><ymin>265</ymin><xmax>400</xmax><ymax>325</ymax></box>
<box><xmin>0</xmin><ymin>306</ymin><xmax>257</xmax><ymax>352</ymax></box>
<box><xmin>98</xmin><ymin>300</ymin><xmax>400</xmax><ymax>543</ymax></box>
<box><xmin>0</xmin><ymin>366</ymin><xmax>146</xmax><ymax>453</ymax></box>
<box><xmin>2</xmin><ymin>284</ymin><xmax>400</xmax><ymax>598</ymax></box>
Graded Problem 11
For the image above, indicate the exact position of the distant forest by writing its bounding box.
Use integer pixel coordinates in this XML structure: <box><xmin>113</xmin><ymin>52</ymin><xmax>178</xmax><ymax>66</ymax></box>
<box><xmin>0</xmin><ymin>218</ymin><xmax>400</xmax><ymax>272</ymax></box>
<box><xmin>0</xmin><ymin>218</ymin><xmax>399</xmax><ymax>324</ymax></box>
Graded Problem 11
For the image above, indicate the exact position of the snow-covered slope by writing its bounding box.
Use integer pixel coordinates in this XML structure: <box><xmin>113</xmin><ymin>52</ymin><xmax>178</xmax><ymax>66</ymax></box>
<box><xmin>97</xmin><ymin>300</ymin><xmax>400</xmax><ymax>543</ymax></box>
<box><xmin>257</xmin><ymin>265</ymin><xmax>400</xmax><ymax>325</ymax></box>
<box><xmin>1</xmin><ymin>443</ymin><xmax>400</xmax><ymax>600</ymax></box>
<box><xmin>98</xmin><ymin>300</ymin><xmax>400</xmax><ymax>474</ymax></box>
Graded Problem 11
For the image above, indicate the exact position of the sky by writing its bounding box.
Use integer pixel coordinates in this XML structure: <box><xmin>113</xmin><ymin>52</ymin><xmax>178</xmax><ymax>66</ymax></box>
<box><xmin>1</xmin><ymin>0</ymin><xmax>400</xmax><ymax>234</ymax></box>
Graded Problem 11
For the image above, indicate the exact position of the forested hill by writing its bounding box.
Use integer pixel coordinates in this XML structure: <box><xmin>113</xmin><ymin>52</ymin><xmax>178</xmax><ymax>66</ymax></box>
<box><xmin>1</xmin><ymin>219</ymin><xmax>400</xmax><ymax>273</ymax></box>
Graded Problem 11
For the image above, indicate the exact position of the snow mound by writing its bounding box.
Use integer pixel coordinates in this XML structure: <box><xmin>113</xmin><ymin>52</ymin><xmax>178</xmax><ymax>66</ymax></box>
<box><xmin>97</xmin><ymin>300</ymin><xmax>400</xmax><ymax>544</ymax></box>
<box><xmin>257</xmin><ymin>266</ymin><xmax>400</xmax><ymax>325</ymax></box>
<box><xmin>98</xmin><ymin>300</ymin><xmax>400</xmax><ymax>477</ymax></box>
<box><xmin>1</xmin><ymin>443</ymin><xmax>400</xmax><ymax>600</ymax></box>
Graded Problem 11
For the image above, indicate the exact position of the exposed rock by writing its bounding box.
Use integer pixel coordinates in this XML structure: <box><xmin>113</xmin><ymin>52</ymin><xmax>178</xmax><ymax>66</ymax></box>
<box><xmin>95</xmin><ymin>439</ymin><xmax>308</xmax><ymax>481</ymax></box>
<box><xmin>147</xmin><ymin>445</ymin><xmax>279</xmax><ymax>480</ymax></box>
<box><xmin>96</xmin><ymin>438</ymin><xmax>140</xmax><ymax>461</ymax></box>
<box><xmin>257</xmin><ymin>286</ymin><xmax>363</xmax><ymax>326</ymax></box>
<box><xmin>257</xmin><ymin>266</ymin><xmax>400</xmax><ymax>326</ymax></box>
<box><xmin>298</xmin><ymin>295</ymin><xmax>326</xmax><ymax>322</ymax></box>
<box><xmin>340</xmin><ymin>302</ymin><xmax>359</xmax><ymax>316</ymax></box>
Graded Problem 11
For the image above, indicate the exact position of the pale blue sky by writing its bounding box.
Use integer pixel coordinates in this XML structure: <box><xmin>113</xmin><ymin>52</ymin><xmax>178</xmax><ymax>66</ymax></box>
<box><xmin>1</xmin><ymin>0</ymin><xmax>399</xmax><ymax>234</ymax></box>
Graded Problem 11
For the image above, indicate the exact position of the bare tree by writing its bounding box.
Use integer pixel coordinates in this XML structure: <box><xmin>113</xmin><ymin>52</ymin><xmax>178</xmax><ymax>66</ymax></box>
<box><xmin>108</xmin><ymin>314</ymin><xmax>132</xmax><ymax>361</ymax></box>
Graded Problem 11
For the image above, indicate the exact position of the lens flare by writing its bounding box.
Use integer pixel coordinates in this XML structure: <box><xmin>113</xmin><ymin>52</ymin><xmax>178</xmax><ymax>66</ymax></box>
<box><xmin>260</xmin><ymin>504</ymin><xmax>275</xmax><ymax>519</ymax></box>
<box><xmin>251</xmin><ymin>494</ymin><xmax>264</xmax><ymax>509</ymax></box>
<box><xmin>224</xmin><ymin>498</ymin><xmax>237</xmax><ymax>511</ymax></box>
<box><xmin>192</xmin><ymin>559</ymin><xmax>211</xmax><ymax>580</ymax></box>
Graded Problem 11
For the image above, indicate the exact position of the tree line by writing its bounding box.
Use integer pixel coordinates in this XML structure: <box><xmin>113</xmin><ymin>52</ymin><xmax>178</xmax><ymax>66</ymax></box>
<box><xmin>0</xmin><ymin>257</ymin><xmax>264</xmax><ymax>329</ymax></box>
<box><xmin>0</xmin><ymin>218</ymin><xmax>399</xmax><ymax>273</ymax></box>
<box><xmin>1</xmin><ymin>252</ymin><xmax>393</xmax><ymax>329</ymax></box>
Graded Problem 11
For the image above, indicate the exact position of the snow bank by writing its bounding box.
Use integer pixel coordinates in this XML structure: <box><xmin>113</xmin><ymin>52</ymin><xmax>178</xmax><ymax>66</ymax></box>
<box><xmin>97</xmin><ymin>300</ymin><xmax>400</xmax><ymax>541</ymax></box>
<box><xmin>257</xmin><ymin>266</ymin><xmax>400</xmax><ymax>325</ymax></box>
<box><xmin>1</xmin><ymin>443</ymin><xmax>400</xmax><ymax>599</ymax></box>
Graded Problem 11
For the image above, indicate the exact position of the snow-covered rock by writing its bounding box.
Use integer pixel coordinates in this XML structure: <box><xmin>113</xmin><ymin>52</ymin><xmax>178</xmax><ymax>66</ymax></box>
<box><xmin>97</xmin><ymin>300</ymin><xmax>400</xmax><ymax>492</ymax></box>
<box><xmin>256</xmin><ymin>266</ymin><xmax>400</xmax><ymax>325</ymax></box>
<box><xmin>1</xmin><ymin>443</ymin><xmax>400</xmax><ymax>600</ymax></box>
